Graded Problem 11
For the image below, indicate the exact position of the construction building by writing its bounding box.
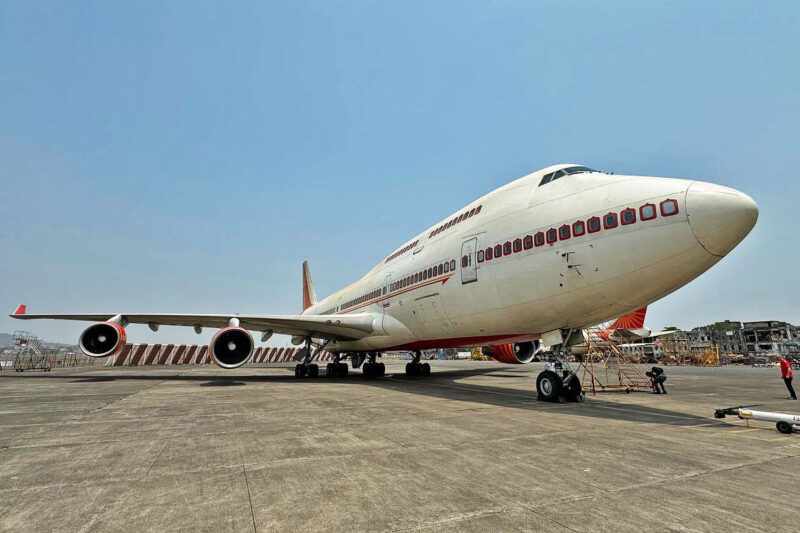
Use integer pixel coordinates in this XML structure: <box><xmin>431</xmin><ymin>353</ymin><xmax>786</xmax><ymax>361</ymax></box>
<box><xmin>742</xmin><ymin>321</ymin><xmax>800</xmax><ymax>358</ymax></box>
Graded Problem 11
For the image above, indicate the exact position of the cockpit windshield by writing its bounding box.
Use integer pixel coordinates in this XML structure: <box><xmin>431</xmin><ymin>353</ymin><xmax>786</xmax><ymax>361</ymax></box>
<box><xmin>538</xmin><ymin>166</ymin><xmax>598</xmax><ymax>186</ymax></box>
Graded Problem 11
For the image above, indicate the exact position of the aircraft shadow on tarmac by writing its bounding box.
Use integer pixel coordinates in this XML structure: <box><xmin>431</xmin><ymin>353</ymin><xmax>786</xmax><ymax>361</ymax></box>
<box><xmin>2</xmin><ymin>366</ymin><xmax>724</xmax><ymax>428</ymax></box>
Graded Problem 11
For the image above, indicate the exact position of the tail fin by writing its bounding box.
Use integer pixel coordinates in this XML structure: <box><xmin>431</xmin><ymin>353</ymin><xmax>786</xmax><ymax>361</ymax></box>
<box><xmin>302</xmin><ymin>260</ymin><xmax>317</xmax><ymax>311</ymax></box>
<box><xmin>13</xmin><ymin>304</ymin><xmax>27</xmax><ymax>316</ymax></box>
<box><xmin>609</xmin><ymin>307</ymin><xmax>647</xmax><ymax>330</ymax></box>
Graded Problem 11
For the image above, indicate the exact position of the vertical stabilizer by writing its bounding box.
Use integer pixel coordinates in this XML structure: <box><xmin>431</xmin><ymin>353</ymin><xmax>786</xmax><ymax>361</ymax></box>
<box><xmin>302</xmin><ymin>260</ymin><xmax>317</xmax><ymax>311</ymax></box>
<box><xmin>609</xmin><ymin>307</ymin><xmax>648</xmax><ymax>330</ymax></box>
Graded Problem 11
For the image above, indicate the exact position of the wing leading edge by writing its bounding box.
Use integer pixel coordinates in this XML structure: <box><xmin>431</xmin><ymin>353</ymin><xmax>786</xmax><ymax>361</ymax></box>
<box><xmin>9</xmin><ymin>307</ymin><xmax>378</xmax><ymax>341</ymax></box>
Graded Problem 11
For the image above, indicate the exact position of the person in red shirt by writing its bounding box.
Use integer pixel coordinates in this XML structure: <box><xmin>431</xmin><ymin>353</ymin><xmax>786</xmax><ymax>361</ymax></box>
<box><xmin>778</xmin><ymin>356</ymin><xmax>797</xmax><ymax>400</ymax></box>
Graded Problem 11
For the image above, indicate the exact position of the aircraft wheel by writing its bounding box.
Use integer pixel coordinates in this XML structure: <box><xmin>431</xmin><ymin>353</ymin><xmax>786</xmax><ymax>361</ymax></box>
<box><xmin>326</xmin><ymin>363</ymin><xmax>335</xmax><ymax>377</ymax></box>
<box><xmin>363</xmin><ymin>362</ymin><xmax>375</xmax><ymax>378</ymax></box>
<box><xmin>777</xmin><ymin>421</ymin><xmax>793</xmax><ymax>434</ymax></box>
<box><xmin>294</xmin><ymin>364</ymin><xmax>307</xmax><ymax>378</ymax></box>
<box><xmin>562</xmin><ymin>373</ymin><xmax>583</xmax><ymax>402</ymax></box>
<box><xmin>536</xmin><ymin>370</ymin><xmax>562</xmax><ymax>402</ymax></box>
<box><xmin>307</xmin><ymin>364</ymin><xmax>319</xmax><ymax>378</ymax></box>
<box><xmin>377</xmin><ymin>363</ymin><xmax>385</xmax><ymax>377</ymax></box>
<box><xmin>405</xmin><ymin>362</ymin><xmax>418</xmax><ymax>377</ymax></box>
<box><xmin>421</xmin><ymin>363</ymin><xmax>431</xmax><ymax>376</ymax></box>
<box><xmin>337</xmin><ymin>362</ymin><xmax>349</xmax><ymax>377</ymax></box>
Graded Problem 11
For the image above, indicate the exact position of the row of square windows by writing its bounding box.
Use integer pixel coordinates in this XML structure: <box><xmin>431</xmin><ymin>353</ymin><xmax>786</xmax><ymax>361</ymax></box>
<box><xmin>385</xmin><ymin>239</ymin><xmax>420</xmax><ymax>264</ymax></box>
<box><xmin>390</xmin><ymin>259</ymin><xmax>456</xmax><ymax>293</ymax></box>
<box><xmin>343</xmin><ymin>259</ymin><xmax>457</xmax><ymax>310</ymax></box>
<box><xmin>477</xmin><ymin>199</ymin><xmax>679</xmax><ymax>262</ymax></box>
<box><xmin>429</xmin><ymin>205</ymin><xmax>483</xmax><ymax>239</ymax></box>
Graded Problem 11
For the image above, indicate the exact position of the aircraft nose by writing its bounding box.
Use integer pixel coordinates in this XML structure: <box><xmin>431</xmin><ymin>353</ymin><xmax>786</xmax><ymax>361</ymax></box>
<box><xmin>686</xmin><ymin>181</ymin><xmax>758</xmax><ymax>257</ymax></box>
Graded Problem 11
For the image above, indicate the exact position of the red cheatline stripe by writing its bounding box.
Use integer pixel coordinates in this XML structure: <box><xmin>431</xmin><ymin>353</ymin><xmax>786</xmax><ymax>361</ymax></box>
<box><xmin>342</xmin><ymin>274</ymin><xmax>453</xmax><ymax>314</ymax></box>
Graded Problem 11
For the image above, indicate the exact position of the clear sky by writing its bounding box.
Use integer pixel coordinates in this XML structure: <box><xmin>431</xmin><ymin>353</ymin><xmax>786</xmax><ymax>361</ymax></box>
<box><xmin>1</xmin><ymin>1</ymin><xmax>798</xmax><ymax>345</ymax></box>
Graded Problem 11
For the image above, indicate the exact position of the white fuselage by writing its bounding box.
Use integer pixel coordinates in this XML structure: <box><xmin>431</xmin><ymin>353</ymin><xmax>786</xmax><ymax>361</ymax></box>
<box><xmin>305</xmin><ymin>164</ymin><xmax>758</xmax><ymax>353</ymax></box>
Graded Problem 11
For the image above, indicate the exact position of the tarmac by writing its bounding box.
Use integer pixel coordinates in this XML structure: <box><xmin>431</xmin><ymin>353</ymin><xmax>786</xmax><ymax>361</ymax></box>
<box><xmin>1</xmin><ymin>360</ymin><xmax>799</xmax><ymax>532</ymax></box>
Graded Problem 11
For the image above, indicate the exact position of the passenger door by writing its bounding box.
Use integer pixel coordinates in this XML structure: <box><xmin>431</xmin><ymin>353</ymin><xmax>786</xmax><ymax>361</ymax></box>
<box><xmin>461</xmin><ymin>237</ymin><xmax>478</xmax><ymax>284</ymax></box>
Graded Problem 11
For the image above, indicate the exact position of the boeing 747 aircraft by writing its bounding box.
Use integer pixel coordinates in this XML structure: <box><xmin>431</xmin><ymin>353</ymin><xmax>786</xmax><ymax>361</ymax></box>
<box><xmin>11</xmin><ymin>164</ymin><xmax>758</xmax><ymax>400</ymax></box>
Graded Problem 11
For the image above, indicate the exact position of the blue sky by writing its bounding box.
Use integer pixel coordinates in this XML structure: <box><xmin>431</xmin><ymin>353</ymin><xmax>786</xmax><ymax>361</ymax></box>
<box><xmin>1</xmin><ymin>1</ymin><xmax>798</xmax><ymax>345</ymax></box>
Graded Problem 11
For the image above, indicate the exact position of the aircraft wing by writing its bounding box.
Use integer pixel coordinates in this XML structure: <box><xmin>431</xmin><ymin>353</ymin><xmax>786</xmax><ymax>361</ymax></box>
<box><xmin>9</xmin><ymin>307</ymin><xmax>378</xmax><ymax>341</ymax></box>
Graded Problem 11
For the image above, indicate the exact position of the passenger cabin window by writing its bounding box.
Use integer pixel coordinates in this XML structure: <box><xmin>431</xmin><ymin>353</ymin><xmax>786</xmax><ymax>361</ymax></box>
<box><xmin>485</xmin><ymin>247</ymin><xmax>493</xmax><ymax>260</ymax></box>
<box><xmin>573</xmin><ymin>220</ymin><xmax>586</xmax><ymax>236</ymax></box>
<box><xmin>621</xmin><ymin>208</ymin><xmax>636</xmax><ymax>225</ymax></box>
<box><xmin>523</xmin><ymin>235</ymin><xmax>534</xmax><ymax>250</ymax></box>
<box><xmin>546</xmin><ymin>228</ymin><xmax>557</xmax><ymax>244</ymax></box>
<box><xmin>640</xmin><ymin>203</ymin><xmax>657</xmax><ymax>221</ymax></box>
<box><xmin>660</xmin><ymin>199</ymin><xmax>679</xmax><ymax>216</ymax></box>
<box><xmin>588</xmin><ymin>216</ymin><xmax>601</xmax><ymax>233</ymax></box>
<box><xmin>534</xmin><ymin>232</ymin><xmax>545</xmax><ymax>246</ymax></box>
<box><xmin>604</xmin><ymin>212</ymin><xmax>618</xmax><ymax>229</ymax></box>
<box><xmin>477</xmin><ymin>250</ymin><xmax>485</xmax><ymax>262</ymax></box>
<box><xmin>559</xmin><ymin>224</ymin><xmax>571</xmax><ymax>240</ymax></box>
<box><xmin>513</xmin><ymin>238</ymin><xmax>522</xmax><ymax>253</ymax></box>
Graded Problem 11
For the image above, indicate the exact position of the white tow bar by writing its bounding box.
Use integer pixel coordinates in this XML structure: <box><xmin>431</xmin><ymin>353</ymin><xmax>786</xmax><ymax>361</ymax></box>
<box><xmin>715</xmin><ymin>405</ymin><xmax>800</xmax><ymax>434</ymax></box>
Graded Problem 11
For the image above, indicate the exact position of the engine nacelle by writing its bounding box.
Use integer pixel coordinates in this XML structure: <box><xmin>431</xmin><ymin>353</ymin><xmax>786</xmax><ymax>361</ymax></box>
<box><xmin>79</xmin><ymin>322</ymin><xmax>127</xmax><ymax>358</ymax></box>
<box><xmin>483</xmin><ymin>341</ymin><xmax>538</xmax><ymax>364</ymax></box>
<box><xmin>209</xmin><ymin>327</ymin><xmax>254</xmax><ymax>369</ymax></box>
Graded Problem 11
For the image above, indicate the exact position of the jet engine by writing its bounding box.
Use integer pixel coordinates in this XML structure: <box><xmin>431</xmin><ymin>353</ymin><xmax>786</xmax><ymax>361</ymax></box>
<box><xmin>209</xmin><ymin>327</ymin><xmax>254</xmax><ymax>369</ymax></box>
<box><xmin>483</xmin><ymin>341</ymin><xmax>538</xmax><ymax>364</ymax></box>
<box><xmin>79</xmin><ymin>321</ymin><xmax>127</xmax><ymax>358</ymax></box>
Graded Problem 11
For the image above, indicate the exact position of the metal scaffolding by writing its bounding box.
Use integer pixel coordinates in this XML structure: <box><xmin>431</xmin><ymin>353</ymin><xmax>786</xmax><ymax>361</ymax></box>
<box><xmin>11</xmin><ymin>331</ymin><xmax>53</xmax><ymax>372</ymax></box>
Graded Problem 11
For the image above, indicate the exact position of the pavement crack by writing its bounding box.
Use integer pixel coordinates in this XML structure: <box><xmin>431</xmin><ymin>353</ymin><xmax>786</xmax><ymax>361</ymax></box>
<box><xmin>242</xmin><ymin>464</ymin><xmax>258</xmax><ymax>533</ymax></box>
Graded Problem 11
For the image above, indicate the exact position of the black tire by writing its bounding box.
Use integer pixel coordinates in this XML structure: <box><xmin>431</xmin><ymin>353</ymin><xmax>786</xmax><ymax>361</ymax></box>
<box><xmin>406</xmin><ymin>362</ymin><xmax>420</xmax><ymax>377</ymax></box>
<box><xmin>562</xmin><ymin>373</ymin><xmax>583</xmax><ymax>402</ymax></box>
<box><xmin>536</xmin><ymin>370</ymin><xmax>562</xmax><ymax>402</ymax></box>
<box><xmin>337</xmin><ymin>362</ymin><xmax>349</xmax><ymax>377</ymax></box>
<box><xmin>377</xmin><ymin>363</ymin><xmax>385</xmax><ymax>377</ymax></box>
<box><xmin>421</xmin><ymin>363</ymin><xmax>431</xmax><ymax>376</ymax></box>
<box><xmin>307</xmin><ymin>364</ymin><xmax>319</xmax><ymax>378</ymax></box>
<box><xmin>363</xmin><ymin>362</ymin><xmax>375</xmax><ymax>378</ymax></box>
<box><xmin>294</xmin><ymin>364</ymin><xmax>306</xmax><ymax>378</ymax></box>
<box><xmin>777</xmin><ymin>421</ymin><xmax>793</xmax><ymax>434</ymax></box>
<box><xmin>326</xmin><ymin>363</ymin><xmax>335</xmax><ymax>377</ymax></box>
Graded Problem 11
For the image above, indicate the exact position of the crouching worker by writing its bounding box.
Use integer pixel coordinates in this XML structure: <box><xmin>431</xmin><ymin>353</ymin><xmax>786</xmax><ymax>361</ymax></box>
<box><xmin>646</xmin><ymin>366</ymin><xmax>667</xmax><ymax>394</ymax></box>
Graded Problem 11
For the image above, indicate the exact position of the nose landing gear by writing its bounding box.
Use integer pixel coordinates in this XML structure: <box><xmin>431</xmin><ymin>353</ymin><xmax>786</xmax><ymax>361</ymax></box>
<box><xmin>536</xmin><ymin>358</ymin><xmax>583</xmax><ymax>403</ymax></box>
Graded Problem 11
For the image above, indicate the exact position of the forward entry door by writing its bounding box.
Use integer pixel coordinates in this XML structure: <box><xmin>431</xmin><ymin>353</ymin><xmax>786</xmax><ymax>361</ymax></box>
<box><xmin>461</xmin><ymin>237</ymin><xmax>478</xmax><ymax>284</ymax></box>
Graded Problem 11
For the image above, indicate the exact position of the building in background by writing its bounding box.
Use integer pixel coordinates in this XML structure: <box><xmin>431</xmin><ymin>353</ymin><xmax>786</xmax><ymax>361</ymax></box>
<box><xmin>742</xmin><ymin>321</ymin><xmax>800</xmax><ymax>358</ymax></box>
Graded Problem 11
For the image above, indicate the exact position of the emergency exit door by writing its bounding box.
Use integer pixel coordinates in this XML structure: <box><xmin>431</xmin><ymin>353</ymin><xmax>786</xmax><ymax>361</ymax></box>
<box><xmin>461</xmin><ymin>237</ymin><xmax>478</xmax><ymax>284</ymax></box>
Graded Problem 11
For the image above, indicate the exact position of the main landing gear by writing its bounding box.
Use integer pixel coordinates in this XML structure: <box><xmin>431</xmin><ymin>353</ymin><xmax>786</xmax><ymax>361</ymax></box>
<box><xmin>536</xmin><ymin>359</ymin><xmax>583</xmax><ymax>403</ymax></box>
<box><xmin>362</xmin><ymin>352</ymin><xmax>386</xmax><ymax>379</ymax></box>
<box><xmin>326</xmin><ymin>359</ymin><xmax>349</xmax><ymax>378</ymax></box>
<box><xmin>294</xmin><ymin>337</ymin><xmax>324</xmax><ymax>378</ymax></box>
<box><xmin>405</xmin><ymin>351</ymin><xmax>431</xmax><ymax>377</ymax></box>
